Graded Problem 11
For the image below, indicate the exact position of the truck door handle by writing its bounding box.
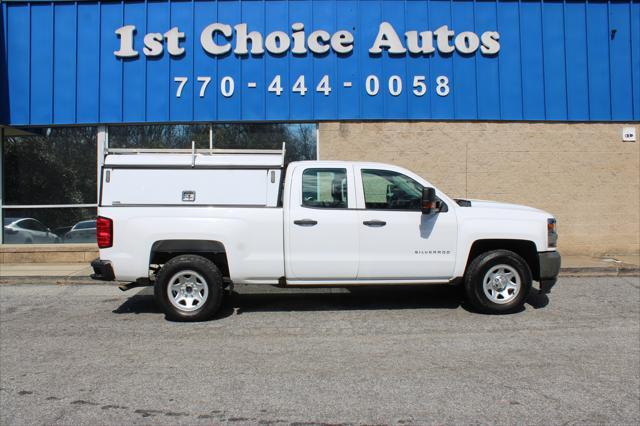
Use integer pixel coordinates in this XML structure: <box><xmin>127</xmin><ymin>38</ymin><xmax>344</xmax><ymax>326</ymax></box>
<box><xmin>363</xmin><ymin>220</ymin><xmax>387</xmax><ymax>227</ymax></box>
<box><xmin>294</xmin><ymin>219</ymin><xmax>318</xmax><ymax>227</ymax></box>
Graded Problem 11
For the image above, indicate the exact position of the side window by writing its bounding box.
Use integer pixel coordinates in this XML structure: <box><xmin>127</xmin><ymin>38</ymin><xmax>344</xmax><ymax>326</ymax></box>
<box><xmin>362</xmin><ymin>169</ymin><xmax>423</xmax><ymax>210</ymax></box>
<box><xmin>17</xmin><ymin>220</ymin><xmax>34</xmax><ymax>231</ymax></box>
<box><xmin>302</xmin><ymin>168</ymin><xmax>348</xmax><ymax>209</ymax></box>
<box><xmin>24</xmin><ymin>220</ymin><xmax>46</xmax><ymax>232</ymax></box>
<box><xmin>32</xmin><ymin>220</ymin><xmax>48</xmax><ymax>232</ymax></box>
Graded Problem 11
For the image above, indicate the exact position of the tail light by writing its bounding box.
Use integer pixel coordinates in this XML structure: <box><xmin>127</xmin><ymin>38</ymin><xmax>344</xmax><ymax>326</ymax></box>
<box><xmin>96</xmin><ymin>216</ymin><xmax>113</xmax><ymax>248</ymax></box>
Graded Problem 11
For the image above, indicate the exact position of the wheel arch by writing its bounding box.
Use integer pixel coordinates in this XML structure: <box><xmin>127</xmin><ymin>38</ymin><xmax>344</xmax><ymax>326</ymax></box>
<box><xmin>149</xmin><ymin>240</ymin><xmax>230</xmax><ymax>278</ymax></box>
<box><xmin>464</xmin><ymin>239</ymin><xmax>540</xmax><ymax>281</ymax></box>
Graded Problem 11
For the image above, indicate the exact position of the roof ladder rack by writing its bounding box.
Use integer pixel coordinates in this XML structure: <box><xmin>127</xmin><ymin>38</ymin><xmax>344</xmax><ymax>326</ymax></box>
<box><xmin>105</xmin><ymin>142</ymin><xmax>287</xmax><ymax>166</ymax></box>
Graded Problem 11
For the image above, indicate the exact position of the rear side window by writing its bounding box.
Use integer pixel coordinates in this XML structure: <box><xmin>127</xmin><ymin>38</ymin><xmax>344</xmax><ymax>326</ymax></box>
<box><xmin>302</xmin><ymin>168</ymin><xmax>348</xmax><ymax>209</ymax></box>
<box><xmin>21</xmin><ymin>220</ymin><xmax>41</xmax><ymax>231</ymax></box>
<box><xmin>16</xmin><ymin>220</ymin><xmax>33</xmax><ymax>230</ymax></box>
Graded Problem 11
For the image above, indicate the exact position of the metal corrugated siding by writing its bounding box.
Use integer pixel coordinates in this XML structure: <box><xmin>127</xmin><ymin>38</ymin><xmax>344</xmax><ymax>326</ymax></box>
<box><xmin>0</xmin><ymin>0</ymin><xmax>638</xmax><ymax>125</ymax></box>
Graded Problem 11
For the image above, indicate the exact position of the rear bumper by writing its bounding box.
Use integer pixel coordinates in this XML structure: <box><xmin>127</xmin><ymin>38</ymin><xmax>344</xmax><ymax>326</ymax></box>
<box><xmin>90</xmin><ymin>258</ymin><xmax>115</xmax><ymax>281</ymax></box>
<box><xmin>539</xmin><ymin>251</ymin><xmax>561</xmax><ymax>294</ymax></box>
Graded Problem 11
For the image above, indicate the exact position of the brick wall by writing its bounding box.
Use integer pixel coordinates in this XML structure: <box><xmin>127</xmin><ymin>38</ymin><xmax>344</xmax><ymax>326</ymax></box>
<box><xmin>0</xmin><ymin>244</ymin><xmax>98</xmax><ymax>263</ymax></box>
<box><xmin>319</xmin><ymin>122</ymin><xmax>640</xmax><ymax>256</ymax></box>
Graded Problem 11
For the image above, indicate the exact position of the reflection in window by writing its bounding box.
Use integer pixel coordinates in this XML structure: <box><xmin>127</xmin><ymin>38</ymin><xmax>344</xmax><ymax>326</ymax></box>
<box><xmin>107</xmin><ymin>123</ymin><xmax>317</xmax><ymax>164</ymax></box>
<box><xmin>3</xmin><ymin>208</ymin><xmax>96</xmax><ymax>244</ymax></box>
<box><xmin>362</xmin><ymin>169</ymin><xmax>423</xmax><ymax>210</ymax></box>
<box><xmin>302</xmin><ymin>168</ymin><xmax>348</xmax><ymax>209</ymax></box>
<box><xmin>108</xmin><ymin>124</ymin><xmax>210</xmax><ymax>150</ymax></box>
<box><xmin>3</xmin><ymin>127</ymin><xmax>97</xmax><ymax>205</ymax></box>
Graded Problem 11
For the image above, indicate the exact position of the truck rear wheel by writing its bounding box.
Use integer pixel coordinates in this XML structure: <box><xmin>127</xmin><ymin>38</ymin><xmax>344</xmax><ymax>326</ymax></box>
<box><xmin>464</xmin><ymin>249</ymin><xmax>532</xmax><ymax>314</ymax></box>
<box><xmin>154</xmin><ymin>255</ymin><xmax>223</xmax><ymax>321</ymax></box>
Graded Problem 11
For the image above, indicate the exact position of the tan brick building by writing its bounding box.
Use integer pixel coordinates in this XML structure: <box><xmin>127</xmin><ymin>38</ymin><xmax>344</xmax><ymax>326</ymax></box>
<box><xmin>320</xmin><ymin>122</ymin><xmax>639</xmax><ymax>256</ymax></box>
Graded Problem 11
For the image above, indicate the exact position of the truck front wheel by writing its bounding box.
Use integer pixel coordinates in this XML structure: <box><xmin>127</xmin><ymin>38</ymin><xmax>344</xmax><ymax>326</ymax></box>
<box><xmin>464</xmin><ymin>250</ymin><xmax>532</xmax><ymax>314</ymax></box>
<box><xmin>154</xmin><ymin>255</ymin><xmax>223</xmax><ymax>321</ymax></box>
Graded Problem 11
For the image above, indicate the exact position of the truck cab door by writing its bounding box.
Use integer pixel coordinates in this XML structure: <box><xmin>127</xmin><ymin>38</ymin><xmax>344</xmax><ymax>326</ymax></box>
<box><xmin>355</xmin><ymin>167</ymin><xmax>458</xmax><ymax>280</ymax></box>
<box><xmin>284</xmin><ymin>165</ymin><xmax>359</xmax><ymax>282</ymax></box>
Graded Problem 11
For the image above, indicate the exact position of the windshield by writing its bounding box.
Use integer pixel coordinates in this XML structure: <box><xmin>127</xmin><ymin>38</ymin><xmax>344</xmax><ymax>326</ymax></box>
<box><xmin>3</xmin><ymin>218</ymin><xmax>19</xmax><ymax>226</ymax></box>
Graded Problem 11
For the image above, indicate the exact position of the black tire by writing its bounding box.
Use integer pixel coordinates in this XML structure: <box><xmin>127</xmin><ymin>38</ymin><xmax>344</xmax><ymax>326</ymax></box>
<box><xmin>464</xmin><ymin>249</ymin><xmax>532</xmax><ymax>314</ymax></box>
<box><xmin>154</xmin><ymin>255</ymin><xmax>223</xmax><ymax>322</ymax></box>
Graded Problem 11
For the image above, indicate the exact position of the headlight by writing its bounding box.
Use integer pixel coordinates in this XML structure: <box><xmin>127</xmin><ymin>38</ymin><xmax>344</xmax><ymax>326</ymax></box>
<box><xmin>547</xmin><ymin>218</ymin><xmax>558</xmax><ymax>248</ymax></box>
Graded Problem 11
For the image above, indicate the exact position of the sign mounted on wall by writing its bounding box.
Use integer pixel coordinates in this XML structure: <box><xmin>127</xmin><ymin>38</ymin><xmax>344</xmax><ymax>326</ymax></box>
<box><xmin>114</xmin><ymin>22</ymin><xmax>500</xmax><ymax>58</ymax></box>
<box><xmin>1</xmin><ymin>0</ymin><xmax>638</xmax><ymax>126</ymax></box>
<box><xmin>112</xmin><ymin>20</ymin><xmax>499</xmax><ymax>106</ymax></box>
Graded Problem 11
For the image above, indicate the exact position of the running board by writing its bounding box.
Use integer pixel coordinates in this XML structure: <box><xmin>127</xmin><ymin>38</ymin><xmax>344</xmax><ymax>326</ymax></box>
<box><xmin>284</xmin><ymin>278</ymin><xmax>454</xmax><ymax>286</ymax></box>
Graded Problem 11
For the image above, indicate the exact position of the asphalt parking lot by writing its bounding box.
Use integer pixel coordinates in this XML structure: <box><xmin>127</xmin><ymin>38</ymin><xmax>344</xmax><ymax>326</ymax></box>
<box><xmin>1</xmin><ymin>277</ymin><xmax>639</xmax><ymax>425</ymax></box>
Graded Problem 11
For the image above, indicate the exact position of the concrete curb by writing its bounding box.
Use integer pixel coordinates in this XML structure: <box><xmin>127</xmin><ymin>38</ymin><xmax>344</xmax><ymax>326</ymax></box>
<box><xmin>0</xmin><ymin>276</ymin><xmax>104</xmax><ymax>286</ymax></box>
<box><xmin>560</xmin><ymin>266</ymin><xmax>640</xmax><ymax>277</ymax></box>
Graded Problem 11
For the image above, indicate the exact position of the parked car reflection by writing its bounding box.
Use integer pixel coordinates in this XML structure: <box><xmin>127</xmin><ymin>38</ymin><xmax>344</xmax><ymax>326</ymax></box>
<box><xmin>3</xmin><ymin>217</ymin><xmax>61</xmax><ymax>244</ymax></box>
<box><xmin>54</xmin><ymin>225</ymin><xmax>73</xmax><ymax>238</ymax></box>
<box><xmin>64</xmin><ymin>220</ymin><xmax>97</xmax><ymax>243</ymax></box>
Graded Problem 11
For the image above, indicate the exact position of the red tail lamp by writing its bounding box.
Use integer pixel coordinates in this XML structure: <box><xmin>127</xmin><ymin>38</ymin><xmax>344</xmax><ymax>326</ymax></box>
<box><xmin>96</xmin><ymin>216</ymin><xmax>113</xmax><ymax>249</ymax></box>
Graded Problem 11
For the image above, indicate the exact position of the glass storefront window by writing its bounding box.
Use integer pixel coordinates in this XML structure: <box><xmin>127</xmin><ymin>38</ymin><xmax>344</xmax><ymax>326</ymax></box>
<box><xmin>211</xmin><ymin>123</ymin><xmax>316</xmax><ymax>164</ymax></box>
<box><xmin>3</xmin><ymin>208</ymin><xmax>97</xmax><ymax>244</ymax></box>
<box><xmin>107</xmin><ymin>124</ymin><xmax>210</xmax><ymax>150</ymax></box>
<box><xmin>1</xmin><ymin>123</ymin><xmax>317</xmax><ymax>244</ymax></box>
<box><xmin>3</xmin><ymin>127</ymin><xmax>97</xmax><ymax>205</ymax></box>
<box><xmin>107</xmin><ymin>123</ymin><xmax>317</xmax><ymax>164</ymax></box>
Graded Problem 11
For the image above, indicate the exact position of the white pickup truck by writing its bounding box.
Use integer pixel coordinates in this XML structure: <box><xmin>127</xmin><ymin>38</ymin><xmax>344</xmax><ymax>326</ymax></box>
<box><xmin>91</xmin><ymin>146</ymin><xmax>560</xmax><ymax>321</ymax></box>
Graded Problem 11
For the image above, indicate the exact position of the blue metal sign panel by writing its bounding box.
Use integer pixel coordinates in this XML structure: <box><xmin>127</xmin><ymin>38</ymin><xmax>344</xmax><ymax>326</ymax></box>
<box><xmin>1</xmin><ymin>0</ymin><xmax>638</xmax><ymax>126</ymax></box>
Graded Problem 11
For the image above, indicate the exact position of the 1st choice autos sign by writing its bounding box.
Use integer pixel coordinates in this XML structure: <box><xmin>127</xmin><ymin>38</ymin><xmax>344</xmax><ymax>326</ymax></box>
<box><xmin>6</xmin><ymin>1</ymin><xmax>634</xmax><ymax>125</ymax></box>
<box><xmin>114</xmin><ymin>21</ymin><xmax>499</xmax><ymax>102</ymax></box>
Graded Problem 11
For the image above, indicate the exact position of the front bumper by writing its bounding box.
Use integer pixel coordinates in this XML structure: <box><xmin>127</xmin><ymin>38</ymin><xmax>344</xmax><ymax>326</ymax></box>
<box><xmin>90</xmin><ymin>258</ymin><xmax>115</xmax><ymax>281</ymax></box>
<box><xmin>539</xmin><ymin>251</ymin><xmax>561</xmax><ymax>294</ymax></box>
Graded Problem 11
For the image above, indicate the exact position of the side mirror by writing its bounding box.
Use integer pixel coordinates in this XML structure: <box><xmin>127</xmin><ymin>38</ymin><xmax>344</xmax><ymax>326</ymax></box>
<box><xmin>422</xmin><ymin>187</ymin><xmax>440</xmax><ymax>215</ymax></box>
